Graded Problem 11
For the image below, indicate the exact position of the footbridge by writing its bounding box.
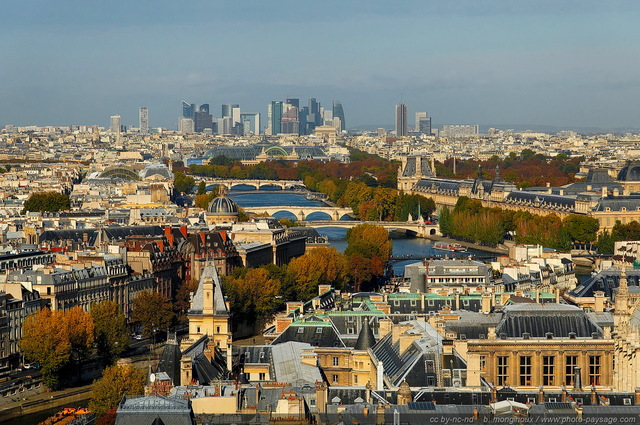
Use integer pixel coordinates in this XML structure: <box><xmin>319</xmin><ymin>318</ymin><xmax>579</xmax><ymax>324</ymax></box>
<box><xmin>244</xmin><ymin>206</ymin><xmax>355</xmax><ymax>221</ymax></box>
<box><xmin>197</xmin><ymin>178</ymin><xmax>304</xmax><ymax>191</ymax></box>
<box><xmin>302</xmin><ymin>221</ymin><xmax>440</xmax><ymax>238</ymax></box>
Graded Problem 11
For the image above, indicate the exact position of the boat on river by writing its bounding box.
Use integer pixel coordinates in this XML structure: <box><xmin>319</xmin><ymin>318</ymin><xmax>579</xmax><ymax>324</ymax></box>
<box><xmin>433</xmin><ymin>242</ymin><xmax>467</xmax><ymax>252</ymax></box>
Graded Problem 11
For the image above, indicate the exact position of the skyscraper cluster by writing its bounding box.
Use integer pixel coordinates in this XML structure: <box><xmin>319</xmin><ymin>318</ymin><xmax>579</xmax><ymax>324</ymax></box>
<box><xmin>178</xmin><ymin>101</ymin><xmax>260</xmax><ymax>135</ymax></box>
<box><xmin>267</xmin><ymin>98</ymin><xmax>346</xmax><ymax>136</ymax></box>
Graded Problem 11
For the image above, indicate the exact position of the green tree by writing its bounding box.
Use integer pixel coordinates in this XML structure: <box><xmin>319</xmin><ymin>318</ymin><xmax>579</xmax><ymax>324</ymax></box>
<box><xmin>173</xmin><ymin>171</ymin><xmax>196</xmax><ymax>194</ymax></box>
<box><xmin>562</xmin><ymin>215</ymin><xmax>600</xmax><ymax>244</ymax></box>
<box><xmin>131</xmin><ymin>291</ymin><xmax>174</xmax><ymax>338</ymax></box>
<box><xmin>91</xmin><ymin>301</ymin><xmax>129</xmax><ymax>366</ymax></box>
<box><xmin>596</xmin><ymin>231</ymin><xmax>615</xmax><ymax>254</ymax></box>
<box><xmin>21</xmin><ymin>308</ymin><xmax>71</xmax><ymax>389</ymax></box>
<box><xmin>89</xmin><ymin>364</ymin><xmax>145</xmax><ymax>418</ymax></box>
<box><xmin>196</xmin><ymin>180</ymin><xmax>207</xmax><ymax>195</ymax></box>
<box><xmin>439</xmin><ymin>206</ymin><xmax>452</xmax><ymax>236</ymax></box>
<box><xmin>22</xmin><ymin>191</ymin><xmax>70</xmax><ymax>213</ymax></box>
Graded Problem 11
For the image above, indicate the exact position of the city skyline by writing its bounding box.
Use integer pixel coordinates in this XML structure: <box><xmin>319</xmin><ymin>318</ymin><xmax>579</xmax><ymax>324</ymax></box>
<box><xmin>1</xmin><ymin>1</ymin><xmax>640</xmax><ymax>131</ymax></box>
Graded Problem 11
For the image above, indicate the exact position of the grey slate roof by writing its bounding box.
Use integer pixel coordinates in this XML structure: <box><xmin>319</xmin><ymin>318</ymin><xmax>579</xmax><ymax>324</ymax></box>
<box><xmin>593</xmin><ymin>195</ymin><xmax>640</xmax><ymax>212</ymax></box>
<box><xmin>157</xmin><ymin>342</ymin><xmax>181</xmax><ymax>385</ymax></box>
<box><xmin>354</xmin><ymin>318</ymin><xmax>376</xmax><ymax>350</ymax></box>
<box><xmin>189</xmin><ymin>261</ymin><xmax>229</xmax><ymax>316</ymax></box>
<box><xmin>102</xmin><ymin>225</ymin><xmax>165</xmax><ymax>241</ymax></box>
<box><xmin>505</xmin><ymin>191</ymin><xmax>575</xmax><ymax>210</ymax></box>
<box><xmin>569</xmin><ymin>269</ymin><xmax>640</xmax><ymax>298</ymax></box>
<box><xmin>271</xmin><ymin>341</ymin><xmax>323</xmax><ymax>385</ymax></box>
<box><xmin>272</xmin><ymin>319</ymin><xmax>345</xmax><ymax>347</ymax></box>
<box><xmin>115</xmin><ymin>395</ymin><xmax>196</xmax><ymax>425</ymax></box>
<box><xmin>496</xmin><ymin>303</ymin><xmax>601</xmax><ymax>338</ymax></box>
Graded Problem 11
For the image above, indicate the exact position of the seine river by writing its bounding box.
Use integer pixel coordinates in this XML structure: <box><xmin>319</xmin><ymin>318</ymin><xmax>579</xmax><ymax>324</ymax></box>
<box><xmin>228</xmin><ymin>187</ymin><xmax>494</xmax><ymax>276</ymax></box>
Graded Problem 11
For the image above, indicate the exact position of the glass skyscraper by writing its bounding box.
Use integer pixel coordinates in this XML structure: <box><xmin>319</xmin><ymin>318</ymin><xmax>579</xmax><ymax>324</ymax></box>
<box><xmin>182</xmin><ymin>101</ymin><xmax>195</xmax><ymax>118</ymax></box>
<box><xmin>270</xmin><ymin>101</ymin><xmax>283</xmax><ymax>135</ymax></box>
<box><xmin>332</xmin><ymin>101</ymin><xmax>346</xmax><ymax>132</ymax></box>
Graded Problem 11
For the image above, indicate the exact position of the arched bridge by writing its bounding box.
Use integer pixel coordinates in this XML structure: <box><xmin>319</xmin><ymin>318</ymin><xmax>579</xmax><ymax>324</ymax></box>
<box><xmin>244</xmin><ymin>206</ymin><xmax>354</xmax><ymax>221</ymax></box>
<box><xmin>197</xmin><ymin>178</ymin><xmax>304</xmax><ymax>191</ymax></box>
<box><xmin>302</xmin><ymin>221</ymin><xmax>441</xmax><ymax>238</ymax></box>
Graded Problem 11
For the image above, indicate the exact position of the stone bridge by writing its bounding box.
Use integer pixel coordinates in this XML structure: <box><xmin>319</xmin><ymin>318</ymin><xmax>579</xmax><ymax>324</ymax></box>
<box><xmin>302</xmin><ymin>221</ymin><xmax>440</xmax><ymax>238</ymax></box>
<box><xmin>244</xmin><ymin>206</ymin><xmax>354</xmax><ymax>221</ymax></box>
<box><xmin>197</xmin><ymin>178</ymin><xmax>304</xmax><ymax>191</ymax></box>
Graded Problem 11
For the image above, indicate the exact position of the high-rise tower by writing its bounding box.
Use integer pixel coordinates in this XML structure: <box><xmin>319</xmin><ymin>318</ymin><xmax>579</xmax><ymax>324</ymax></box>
<box><xmin>395</xmin><ymin>104</ymin><xmax>408</xmax><ymax>137</ymax></box>
<box><xmin>182</xmin><ymin>101</ymin><xmax>196</xmax><ymax>118</ymax></box>
<box><xmin>332</xmin><ymin>101</ymin><xmax>346</xmax><ymax>132</ymax></box>
<box><xmin>139</xmin><ymin>107</ymin><xmax>149</xmax><ymax>134</ymax></box>
<box><xmin>415</xmin><ymin>112</ymin><xmax>431</xmax><ymax>135</ymax></box>
<box><xmin>269</xmin><ymin>101</ymin><xmax>283</xmax><ymax>135</ymax></box>
<box><xmin>110</xmin><ymin>115</ymin><xmax>122</xmax><ymax>134</ymax></box>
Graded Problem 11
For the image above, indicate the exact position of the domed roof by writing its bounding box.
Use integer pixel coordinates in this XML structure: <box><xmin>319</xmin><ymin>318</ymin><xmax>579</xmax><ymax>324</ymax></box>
<box><xmin>139</xmin><ymin>163</ymin><xmax>173</xmax><ymax>180</ymax></box>
<box><xmin>618</xmin><ymin>162</ymin><xmax>640</xmax><ymax>181</ymax></box>
<box><xmin>207</xmin><ymin>196</ymin><xmax>239</xmax><ymax>214</ymax></box>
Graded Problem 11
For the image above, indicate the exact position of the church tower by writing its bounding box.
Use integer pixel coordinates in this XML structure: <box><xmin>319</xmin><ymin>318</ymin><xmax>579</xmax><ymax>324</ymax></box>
<box><xmin>180</xmin><ymin>261</ymin><xmax>233</xmax><ymax>372</ymax></box>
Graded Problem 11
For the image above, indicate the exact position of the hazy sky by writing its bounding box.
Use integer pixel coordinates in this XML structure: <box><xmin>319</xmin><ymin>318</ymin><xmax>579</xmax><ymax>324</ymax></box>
<box><xmin>1</xmin><ymin>0</ymin><xmax>639</xmax><ymax>130</ymax></box>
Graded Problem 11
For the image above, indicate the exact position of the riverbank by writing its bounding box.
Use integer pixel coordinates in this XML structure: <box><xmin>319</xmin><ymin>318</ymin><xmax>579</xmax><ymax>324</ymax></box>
<box><xmin>0</xmin><ymin>384</ymin><xmax>93</xmax><ymax>423</ymax></box>
<box><xmin>428</xmin><ymin>235</ymin><xmax>509</xmax><ymax>255</ymax></box>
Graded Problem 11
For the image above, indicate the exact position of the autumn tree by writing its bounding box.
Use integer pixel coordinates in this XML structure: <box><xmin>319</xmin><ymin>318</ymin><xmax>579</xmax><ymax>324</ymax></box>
<box><xmin>89</xmin><ymin>364</ymin><xmax>145</xmax><ymax>418</ymax></box>
<box><xmin>66</xmin><ymin>306</ymin><xmax>95</xmax><ymax>365</ymax></box>
<box><xmin>345</xmin><ymin>224</ymin><xmax>392</xmax><ymax>291</ymax></box>
<box><xmin>222</xmin><ymin>267</ymin><xmax>280</xmax><ymax>332</ymax></box>
<box><xmin>131</xmin><ymin>291</ymin><xmax>174</xmax><ymax>338</ymax></box>
<box><xmin>91</xmin><ymin>301</ymin><xmax>129</xmax><ymax>366</ymax></box>
<box><xmin>194</xmin><ymin>192</ymin><xmax>216</xmax><ymax>210</ymax></box>
<box><xmin>21</xmin><ymin>308</ymin><xmax>71</xmax><ymax>389</ymax></box>
<box><xmin>345</xmin><ymin>224</ymin><xmax>392</xmax><ymax>262</ymax></box>
<box><xmin>174</xmin><ymin>278</ymin><xmax>200</xmax><ymax>322</ymax></box>
<box><xmin>286</xmin><ymin>247</ymin><xmax>349</xmax><ymax>300</ymax></box>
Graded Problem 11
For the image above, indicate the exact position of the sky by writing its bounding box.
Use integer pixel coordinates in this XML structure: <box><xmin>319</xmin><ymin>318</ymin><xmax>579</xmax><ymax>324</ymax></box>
<box><xmin>1</xmin><ymin>0</ymin><xmax>639</xmax><ymax>131</ymax></box>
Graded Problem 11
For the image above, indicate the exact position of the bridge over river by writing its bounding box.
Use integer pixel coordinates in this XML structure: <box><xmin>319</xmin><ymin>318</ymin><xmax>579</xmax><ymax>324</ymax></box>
<box><xmin>197</xmin><ymin>178</ymin><xmax>304</xmax><ymax>191</ymax></box>
<box><xmin>302</xmin><ymin>220</ymin><xmax>440</xmax><ymax>238</ymax></box>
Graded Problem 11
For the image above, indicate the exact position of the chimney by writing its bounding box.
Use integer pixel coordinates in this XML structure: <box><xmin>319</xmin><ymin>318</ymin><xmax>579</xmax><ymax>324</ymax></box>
<box><xmin>286</xmin><ymin>301</ymin><xmax>304</xmax><ymax>315</ymax></box>
<box><xmin>613</xmin><ymin>188</ymin><xmax>620</xmax><ymax>197</ymax></box>
<box><xmin>574</xmin><ymin>367</ymin><xmax>582</xmax><ymax>391</ymax></box>
<box><xmin>591</xmin><ymin>386</ymin><xmax>597</xmax><ymax>405</ymax></box>
<box><xmin>488</xmin><ymin>326</ymin><xmax>496</xmax><ymax>340</ymax></box>
<box><xmin>561</xmin><ymin>385</ymin><xmax>567</xmax><ymax>402</ymax></box>
<box><xmin>635</xmin><ymin>387</ymin><xmax>640</xmax><ymax>405</ymax></box>
<box><xmin>601</xmin><ymin>186</ymin><xmax>608</xmax><ymax>197</ymax></box>
<box><xmin>377</xmin><ymin>361</ymin><xmax>384</xmax><ymax>391</ymax></box>
<box><xmin>481</xmin><ymin>293</ymin><xmax>492</xmax><ymax>313</ymax></box>
<box><xmin>378</xmin><ymin>319</ymin><xmax>393</xmax><ymax>338</ymax></box>
<box><xmin>391</xmin><ymin>323</ymin><xmax>413</xmax><ymax>345</ymax></box>
<box><xmin>594</xmin><ymin>291</ymin><xmax>606</xmax><ymax>312</ymax></box>
<box><xmin>538</xmin><ymin>387</ymin><xmax>545</xmax><ymax>404</ymax></box>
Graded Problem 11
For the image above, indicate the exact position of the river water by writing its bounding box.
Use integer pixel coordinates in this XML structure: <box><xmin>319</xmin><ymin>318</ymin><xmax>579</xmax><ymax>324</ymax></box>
<box><xmin>228</xmin><ymin>187</ymin><xmax>495</xmax><ymax>275</ymax></box>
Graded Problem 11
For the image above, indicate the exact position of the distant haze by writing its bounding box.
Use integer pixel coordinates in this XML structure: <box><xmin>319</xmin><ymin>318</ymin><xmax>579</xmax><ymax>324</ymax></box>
<box><xmin>1</xmin><ymin>1</ymin><xmax>639</xmax><ymax>132</ymax></box>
